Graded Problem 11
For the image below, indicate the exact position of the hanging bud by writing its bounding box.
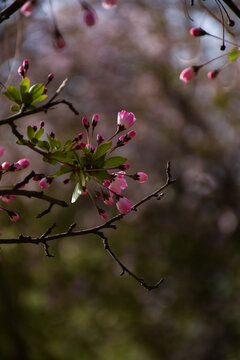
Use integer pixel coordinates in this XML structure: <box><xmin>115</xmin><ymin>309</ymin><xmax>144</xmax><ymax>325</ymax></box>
<box><xmin>207</xmin><ymin>69</ymin><xmax>219</xmax><ymax>80</ymax></box>
<box><xmin>102</xmin><ymin>0</ymin><xmax>117</xmax><ymax>9</ymax></box>
<box><xmin>53</xmin><ymin>27</ymin><xmax>66</xmax><ymax>49</ymax></box>
<box><xmin>82</xmin><ymin>2</ymin><xmax>97</xmax><ymax>27</ymax></box>
<box><xmin>189</xmin><ymin>27</ymin><xmax>207</xmax><ymax>37</ymax></box>
<box><xmin>20</xmin><ymin>1</ymin><xmax>34</xmax><ymax>17</ymax></box>
<box><xmin>96</xmin><ymin>133</ymin><xmax>104</xmax><ymax>145</ymax></box>
<box><xmin>179</xmin><ymin>66</ymin><xmax>200</xmax><ymax>83</ymax></box>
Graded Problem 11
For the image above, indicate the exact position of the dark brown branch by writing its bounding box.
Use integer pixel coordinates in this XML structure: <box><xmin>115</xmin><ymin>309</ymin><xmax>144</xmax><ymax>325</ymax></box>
<box><xmin>222</xmin><ymin>0</ymin><xmax>240</xmax><ymax>18</ymax></box>
<box><xmin>0</xmin><ymin>0</ymin><xmax>27</xmax><ymax>24</ymax></box>
<box><xmin>36</xmin><ymin>203</ymin><xmax>54</xmax><ymax>218</ymax></box>
<box><xmin>0</xmin><ymin>189</ymin><xmax>68</xmax><ymax>208</ymax></box>
<box><xmin>98</xmin><ymin>231</ymin><xmax>164</xmax><ymax>291</ymax></box>
<box><xmin>0</xmin><ymin>99</ymin><xmax>79</xmax><ymax>126</ymax></box>
<box><xmin>14</xmin><ymin>170</ymin><xmax>37</xmax><ymax>189</ymax></box>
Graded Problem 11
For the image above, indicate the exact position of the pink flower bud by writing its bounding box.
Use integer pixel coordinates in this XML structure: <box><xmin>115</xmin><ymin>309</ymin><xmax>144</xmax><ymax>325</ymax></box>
<box><xmin>53</xmin><ymin>28</ymin><xmax>66</xmax><ymax>49</ymax></box>
<box><xmin>20</xmin><ymin>1</ymin><xmax>33</xmax><ymax>17</ymax></box>
<box><xmin>116</xmin><ymin>197</ymin><xmax>132</xmax><ymax>214</ymax></box>
<box><xmin>83</xmin><ymin>8</ymin><xmax>97</xmax><ymax>26</ymax></box>
<box><xmin>2</xmin><ymin>162</ymin><xmax>10</xmax><ymax>170</ymax></box>
<box><xmin>97</xmin><ymin>133</ymin><xmax>104</xmax><ymax>145</ymax></box>
<box><xmin>48</xmin><ymin>73</ymin><xmax>54</xmax><ymax>82</ymax></box>
<box><xmin>18</xmin><ymin>65</ymin><xmax>25</xmax><ymax>78</ymax></box>
<box><xmin>127</xmin><ymin>130</ymin><xmax>136</xmax><ymax>139</ymax></box>
<box><xmin>82</xmin><ymin>117</ymin><xmax>89</xmax><ymax>129</ymax></box>
<box><xmin>23</xmin><ymin>59</ymin><xmax>29</xmax><ymax>70</ymax></box>
<box><xmin>39</xmin><ymin>177</ymin><xmax>50</xmax><ymax>190</ymax></box>
<box><xmin>13</xmin><ymin>162</ymin><xmax>22</xmax><ymax>171</ymax></box>
<box><xmin>109</xmin><ymin>173</ymin><xmax>128</xmax><ymax>194</ymax></box>
<box><xmin>102</xmin><ymin>179</ymin><xmax>111</xmax><ymax>187</ymax></box>
<box><xmin>179</xmin><ymin>66</ymin><xmax>199</xmax><ymax>83</ymax></box>
<box><xmin>189</xmin><ymin>27</ymin><xmax>207</xmax><ymax>37</ymax></box>
<box><xmin>8</xmin><ymin>211</ymin><xmax>20</xmax><ymax>222</ymax></box>
<box><xmin>117</xmin><ymin>110</ymin><xmax>136</xmax><ymax>130</ymax></box>
<box><xmin>98</xmin><ymin>208</ymin><xmax>108</xmax><ymax>219</ymax></box>
<box><xmin>17</xmin><ymin>158</ymin><xmax>30</xmax><ymax>170</ymax></box>
<box><xmin>104</xmin><ymin>192</ymin><xmax>114</xmax><ymax>206</ymax></box>
<box><xmin>102</xmin><ymin>0</ymin><xmax>117</xmax><ymax>9</ymax></box>
<box><xmin>40</xmin><ymin>121</ymin><xmax>45</xmax><ymax>128</ymax></box>
<box><xmin>92</xmin><ymin>113</ymin><xmax>99</xmax><ymax>127</ymax></box>
<box><xmin>135</xmin><ymin>171</ymin><xmax>148</xmax><ymax>183</ymax></box>
<box><xmin>207</xmin><ymin>70</ymin><xmax>219</xmax><ymax>80</ymax></box>
<box><xmin>0</xmin><ymin>148</ymin><xmax>5</xmax><ymax>157</ymax></box>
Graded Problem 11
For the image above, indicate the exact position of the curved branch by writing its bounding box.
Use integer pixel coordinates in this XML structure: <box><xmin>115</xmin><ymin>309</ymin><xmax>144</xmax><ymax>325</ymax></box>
<box><xmin>0</xmin><ymin>0</ymin><xmax>27</xmax><ymax>24</ymax></box>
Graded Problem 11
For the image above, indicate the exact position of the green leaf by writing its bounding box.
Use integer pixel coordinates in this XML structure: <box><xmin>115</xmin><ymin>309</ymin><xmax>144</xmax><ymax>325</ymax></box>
<box><xmin>228</xmin><ymin>48</ymin><xmax>239</xmax><ymax>62</ymax></box>
<box><xmin>20</xmin><ymin>77</ymin><xmax>30</xmax><ymax>96</ymax></box>
<box><xmin>21</xmin><ymin>92</ymin><xmax>33</xmax><ymax>107</ymax></box>
<box><xmin>29</xmin><ymin>83</ymin><xmax>44</xmax><ymax>98</ymax></box>
<box><xmin>27</xmin><ymin>125</ymin><xmax>35</xmax><ymax>140</ymax></box>
<box><xmin>35</xmin><ymin>127</ymin><xmax>44</xmax><ymax>139</ymax></box>
<box><xmin>94</xmin><ymin>141</ymin><xmax>112</xmax><ymax>160</ymax></box>
<box><xmin>16</xmin><ymin>139</ymin><xmax>24</xmax><ymax>145</ymax></box>
<box><xmin>3</xmin><ymin>86</ymin><xmax>22</xmax><ymax>105</ymax></box>
<box><xmin>70</xmin><ymin>172</ymin><xmax>76</xmax><ymax>182</ymax></box>
<box><xmin>37</xmin><ymin>140</ymin><xmax>50</xmax><ymax>151</ymax></box>
<box><xmin>104</xmin><ymin>156</ymin><xmax>127</xmax><ymax>168</ymax></box>
<box><xmin>51</xmin><ymin>151</ymin><xmax>73</xmax><ymax>164</ymax></box>
<box><xmin>71</xmin><ymin>182</ymin><xmax>83</xmax><ymax>203</ymax></box>
<box><xmin>52</xmin><ymin>164</ymin><xmax>73</xmax><ymax>178</ymax></box>
<box><xmin>92</xmin><ymin>169</ymin><xmax>111</xmax><ymax>181</ymax></box>
<box><xmin>64</xmin><ymin>140</ymin><xmax>73</xmax><ymax>151</ymax></box>
<box><xmin>10</xmin><ymin>104</ymin><xmax>20</xmax><ymax>112</ymax></box>
<box><xmin>31</xmin><ymin>94</ymin><xmax>48</xmax><ymax>104</ymax></box>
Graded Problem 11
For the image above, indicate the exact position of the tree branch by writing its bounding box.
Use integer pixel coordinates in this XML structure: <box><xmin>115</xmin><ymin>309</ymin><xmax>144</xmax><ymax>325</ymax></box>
<box><xmin>0</xmin><ymin>0</ymin><xmax>27</xmax><ymax>24</ymax></box>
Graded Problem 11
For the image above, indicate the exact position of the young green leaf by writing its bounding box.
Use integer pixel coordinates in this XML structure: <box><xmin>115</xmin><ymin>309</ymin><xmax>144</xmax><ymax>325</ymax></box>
<box><xmin>29</xmin><ymin>83</ymin><xmax>44</xmax><ymax>98</ymax></box>
<box><xmin>94</xmin><ymin>141</ymin><xmax>112</xmax><ymax>160</ymax></box>
<box><xmin>35</xmin><ymin>127</ymin><xmax>44</xmax><ymax>139</ymax></box>
<box><xmin>10</xmin><ymin>104</ymin><xmax>20</xmax><ymax>112</ymax></box>
<box><xmin>27</xmin><ymin>125</ymin><xmax>35</xmax><ymax>140</ymax></box>
<box><xmin>71</xmin><ymin>182</ymin><xmax>83</xmax><ymax>203</ymax></box>
<box><xmin>91</xmin><ymin>169</ymin><xmax>111</xmax><ymax>181</ymax></box>
<box><xmin>52</xmin><ymin>164</ymin><xmax>73</xmax><ymax>178</ymax></box>
<box><xmin>104</xmin><ymin>156</ymin><xmax>127</xmax><ymax>168</ymax></box>
<box><xmin>31</xmin><ymin>94</ymin><xmax>48</xmax><ymax>104</ymax></box>
<box><xmin>3</xmin><ymin>86</ymin><xmax>22</xmax><ymax>105</ymax></box>
<box><xmin>37</xmin><ymin>140</ymin><xmax>50</xmax><ymax>151</ymax></box>
<box><xmin>20</xmin><ymin>77</ymin><xmax>30</xmax><ymax>96</ymax></box>
<box><xmin>21</xmin><ymin>92</ymin><xmax>33</xmax><ymax>107</ymax></box>
<box><xmin>228</xmin><ymin>48</ymin><xmax>239</xmax><ymax>63</ymax></box>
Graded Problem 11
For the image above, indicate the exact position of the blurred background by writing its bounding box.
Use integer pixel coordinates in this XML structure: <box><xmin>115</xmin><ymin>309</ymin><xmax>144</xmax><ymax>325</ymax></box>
<box><xmin>1</xmin><ymin>0</ymin><xmax>240</xmax><ymax>359</ymax></box>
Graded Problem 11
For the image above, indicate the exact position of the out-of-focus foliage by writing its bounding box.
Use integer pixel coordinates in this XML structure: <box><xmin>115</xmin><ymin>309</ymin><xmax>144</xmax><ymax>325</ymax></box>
<box><xmin>1</xmin><ymin>0</ymin><xmax>240</xmax><ymax>359</ymax></box>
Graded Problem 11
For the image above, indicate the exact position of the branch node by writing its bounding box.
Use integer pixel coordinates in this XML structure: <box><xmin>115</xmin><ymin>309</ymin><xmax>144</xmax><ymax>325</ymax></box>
<box><xmin>67</xmin><ymin>223</ymin><xmax>77</xmax><ymax>234</ymax></box>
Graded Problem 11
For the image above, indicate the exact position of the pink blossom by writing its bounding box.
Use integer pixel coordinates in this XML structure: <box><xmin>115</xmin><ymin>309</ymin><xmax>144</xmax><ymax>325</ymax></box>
<box><xmin>189</xmin><ymin>27</ymin><xmax>207</xmax><ymax>37</ymax></box>
<box><xmin>102</xmin><ymin>0</ymin><xmax>117</xmax><ymax>9</ymax></box>
<box><xmin>116</xmin><ymin>197</ymin><xmax>132</xmax><ymax>214</ymax></box>
<box><xmin>83</xmin><ymin>8</ymin><xmax>97</xmax><ymax>26</ymax></box>
<box><xmin>18</xmin><ymin>65</ymin><xmax>25</xmax><ymax>78</ymax></box>
<box><xmin>208</xmin><ymin>70</ymin><xmax>219</xmax><ymax>80</ymax></box>
<box><xmin>82</xmin><ymin>117</ymin><xmax>89</xmax><ymax>129</ymax></box>
<box><xmin>2</xmin><ymin>162</ymin><xmax>10</xmax><ymax>170</ymax></box>
<box><xmin>136</xmin><ymin>172</ymin><xmax>148</xmax><ymax>183</ymax></box>
<box><xmin>17</xmin><ymin>158</ymin><xmax>30</xmax><ymax>170</ymax></box>
<box><xmin>23</xmin><ymin>59</ymin><xmax>29</xmax><ymax>71</ymax></box>
<box><xmin>20</xmin><ymin>1</ymin><xmax>33</xmax><ymax>17</ymax></box>
<box><xmin>92</xmin><ymin>113</ymin><xmax>99</xmax><ymax>127</ymax></box>
<box><xmin>179</xmin><ymin>66</ymin><xmax>199</xmax><ymax>83</ymax></box>
<box><xmin>39</xmin><ymin>177</ymin><xmax>50</xmax><ymax>190</ymax></box>
<box><xmin>0</xmin><ymin>148</ymin><xmax>5</xmax><ymax>157</ymax></box>
<box><xmin>117</xmin><ymin>110</ymin><xmax>136</xmax><ymax>129</ymax></box>
<box><xmin>109</xmin><ymin>173</ymin><xmax>128</xmax><ymax>194</ymax></box>
<box><xmin>8</xmin><ymin>211</ymin><xmax>20</xmax><ymax>222</ymax></box>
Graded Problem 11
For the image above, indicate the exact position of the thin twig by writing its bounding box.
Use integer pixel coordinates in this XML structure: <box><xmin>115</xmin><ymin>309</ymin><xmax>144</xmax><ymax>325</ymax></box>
<box><xmin>0</xmin><ymin>0</ymin><xmax>27</xmax><ymax>24</ymax></box>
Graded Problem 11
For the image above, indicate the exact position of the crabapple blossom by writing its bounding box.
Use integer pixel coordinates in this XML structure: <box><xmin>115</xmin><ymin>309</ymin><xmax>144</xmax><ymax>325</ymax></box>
<box><xmin>116</xmin><ymin>197</ymin><xmax>132</xmax><ymax>214</ymax></box>
<box><xmin>18</xmin><ymin>65</ymin><xmax>25</xmax><ymax>78</ymax></box>
<box><xmin>0</xmin><ymin>148</ymin><xmax>5</xmax><ymax>157</ymax></box>
<box><xmin>0</xmin><ymin>195</ymin><xmax>17</xmax><ymax>203</ymax></box>
<box><xmin>98</xmin><ymin>208</ymin><xmax>108</xmax><ymax>220</ymax></box>
<box><xmin>104</xmin><ymin>192</ymin><xmax>114</xmax><ymax>206</ymax></box>
<box><xmin>117</xmin><ymin>110</ymin><xmax>136</xmax><ymax>130</ymax></box>
<box><xmin>92</xmin><ymin>114</ymin><xmax>99</xmax><ymax>127</ymax></box>
<box><xmin>109</xmin><ymin>173</ymin><xmax>128</xmax><ymax>195</ymax></box>
<box><xmin>97</xmin><ymin>133</ymin><xmax>104</xmax><ymax>144</ymax></box>
<box><xmin>82</xmin><ymin>117</ymin><xmax>89</xmax><ymax>129</ymax></box>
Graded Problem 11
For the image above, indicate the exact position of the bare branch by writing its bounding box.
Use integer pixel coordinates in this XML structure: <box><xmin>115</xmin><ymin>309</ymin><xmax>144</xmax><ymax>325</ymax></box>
<box><xmin>0</xmin><ymin>0</ymin><xmax>27</xmax><ymax>24</ymax></box>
